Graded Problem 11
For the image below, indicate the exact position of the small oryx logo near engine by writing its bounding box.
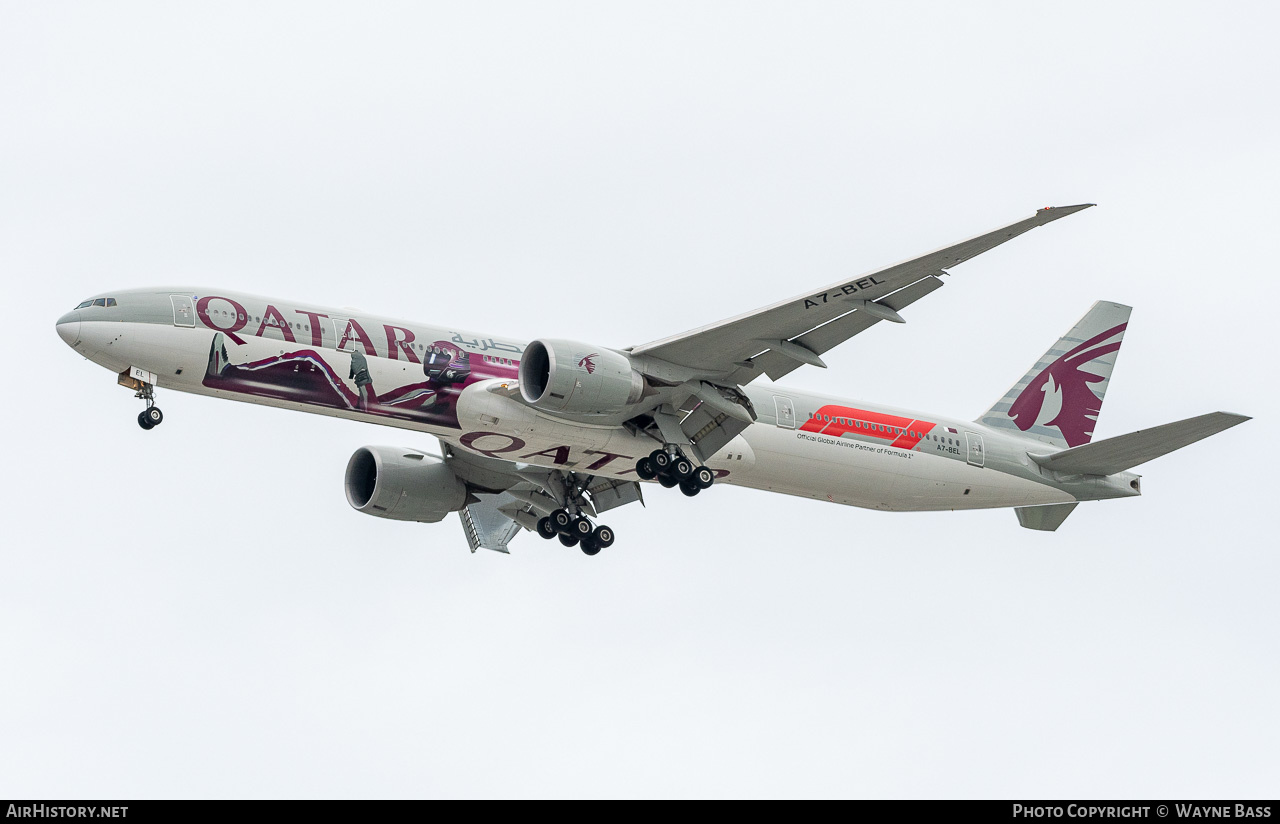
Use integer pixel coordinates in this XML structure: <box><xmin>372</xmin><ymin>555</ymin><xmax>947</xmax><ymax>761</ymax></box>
<box><xmin>578</xmin><ymin>353</ymin><xmax>598</xmax><ymax>374</ymax></box>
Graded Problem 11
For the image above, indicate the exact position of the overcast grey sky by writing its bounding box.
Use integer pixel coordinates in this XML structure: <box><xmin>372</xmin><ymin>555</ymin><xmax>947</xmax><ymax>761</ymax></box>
<box><xmin>3</xmin><ymin>1</ymin><xmax>1277</xmax><ymax>799</ymax></box>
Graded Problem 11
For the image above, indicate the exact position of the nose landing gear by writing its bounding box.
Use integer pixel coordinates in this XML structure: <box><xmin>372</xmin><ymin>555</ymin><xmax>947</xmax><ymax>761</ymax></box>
<box><xmin>121</xmin><ymin>368</ymin><xmax>164</xmax><ymax>431</ymax></box>
<box><xmin>137</xmin><ymin>406</ymin><xmax>164</xmax><ymax>430</ymax></box>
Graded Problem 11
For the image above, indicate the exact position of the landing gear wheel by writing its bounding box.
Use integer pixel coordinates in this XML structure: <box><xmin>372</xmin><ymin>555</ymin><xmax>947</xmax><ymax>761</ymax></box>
<box><xmin>592</xmin><ymin>525</ymin><xmax>615</xmax><ymax>548</ymax></box>
<box><xmin>679</xmin><ymin>478</ymin><xmax>701</xmax><ymax>497</ymax></box>
<box><xmin>672</xmin><ymin>457</ymin><xmax>694</xmax><ymax>479</ymax></box>
<box><xmin>580</xmin><ymin>539</ymin><xmax>601</xmax><ymax>556</ymax></box>
<box><xmin>137</xmin><ymin>410</ymin><xmax>154</xmax><ymax>430</ymax></box>
<box><xmin>143</xmin><ymin>406</ymin><xmax>163</xmax><ymax>427</ymax></box>
<box><xmin>693</xmin><ymin>466</ymin><xmax>716</xmax><ymax>489</ymax></box>
<box><xmin>650</xmin><ymin>450</ymin><xmax>672</xmax><ymax>472</ymax></box>
<box><xmin>558</xmin><ymin>533</ymin><xmax>580</xmax><ymax>548</ymax></box>
<box><xmin>658</xmin><ymin>473</ymin><xmax>678</xmax><ymax>489</ymax></box>
<box><xmin>572</xmin><ymin>517</ymin><xmax>595</xmax><ymax>539</ymax></box>
<box><xmin>536</xmin><ymin>517</ymin><xmax>558</xmax><ymax>540</ymax></box>
<box><xmin>636</xmin><ymin>457</ymin><xmax>657</xmax><ymax>480</ymax></box>
<box><xmin>551</xmin><ymin>509</ymin><xmax>574</xmax><ymax>533</ymax></box>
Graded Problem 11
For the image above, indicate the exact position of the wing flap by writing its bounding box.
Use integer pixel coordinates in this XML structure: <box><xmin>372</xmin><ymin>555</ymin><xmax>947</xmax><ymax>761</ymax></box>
<box><xmin>587</xmin><ymin>477</ymin><xmax>644</xmax><ymax>514</ymax></box>
<box><xmin>679</xmin><ymin>404</ymin><xmax>751</xmax><ymax>462</ymax></box>
<box><xmin>458</xmin><ymin>491</ymin><xmax>524</xmax><ymax>553</ymax></box>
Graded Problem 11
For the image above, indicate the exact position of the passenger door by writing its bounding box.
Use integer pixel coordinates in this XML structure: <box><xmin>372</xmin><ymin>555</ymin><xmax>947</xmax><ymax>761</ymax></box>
<box><xmin>170</xmin><ymin>295</ymin><xmax>195</xmax><ymax>327</ymax></box>
<box><xmin>965</xmin><ymin>431</ymin><xmax>985</xmax><ymax>467</ymax></box>
<box><xmin>774</xmin><ymin>396</ymin><xmax>796</xmax><ymax>429</ymax></box>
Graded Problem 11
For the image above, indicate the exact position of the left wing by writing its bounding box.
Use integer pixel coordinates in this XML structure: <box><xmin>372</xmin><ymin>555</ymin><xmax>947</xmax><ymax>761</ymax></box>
<box><xmin>443</xmin><ymin>441</ymin><xmax>644</xmax><ymax>553</ymax></box>
<box><xmin>630</xmin><ymin>204</ymin><xmax>1094</xmax><ymax>384</ymax></box>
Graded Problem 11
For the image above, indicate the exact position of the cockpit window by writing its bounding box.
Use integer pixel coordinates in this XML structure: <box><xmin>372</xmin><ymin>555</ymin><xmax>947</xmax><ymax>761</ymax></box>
<box><xmin>105</xmin><ymin>298</ymin><xmax>116</xmax><ymax>307</ymax></box>
<box><xmin>93</xmin><ymin>298</ymin><xmax>106</xmax><ymax>306</ymax></box>
<box><xmin>76</xmin><ymin>300</ymin><xmax>93</xmax><ymax>309</ymax></box>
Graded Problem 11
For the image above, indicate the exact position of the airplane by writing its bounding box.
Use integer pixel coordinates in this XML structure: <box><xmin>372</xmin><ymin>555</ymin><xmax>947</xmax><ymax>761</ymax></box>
<box><xmin>54</xmin><ymin>204</ymin><xmax>1249</xmax><ymax>555</ymax></box>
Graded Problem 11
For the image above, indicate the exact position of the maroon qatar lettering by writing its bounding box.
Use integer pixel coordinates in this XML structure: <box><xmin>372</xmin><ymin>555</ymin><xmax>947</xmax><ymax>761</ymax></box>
<box><xmin>194</xmin><ymin>298</ymin><xmax>438</xmax><ymax>362</ymax></box>
<box><xmin>385</xmin><ymin>324</ymin><xmax>421</xmax><ymax>363</ymax></box>
<box><xmin>337</xmin><ymin>318</ymin><xmax>377</xmax><ymax>356</ymax></box>
<box><xmin>583</xmin><ymin>449</ymin><xmax>630</xmax><ymax>471</ymax></box>
<box><xmin>460</xmin><ymin>432</ymin><xmax>526</xmax><ymax>458</ymax></box>
<box><xmin>256</xmin><ymin>303</ymin><xmax>297</xmax><ymax>342</ymax></box>
<box><xmin>295</xmin><ymin>309</ymin><xmax>328</xmax><ymax>347</ymax></box>
<box><xmin>196</xmin><ymin>295</ymin><xmax>248</xmax><ymax>343</ymax></box>
<box><xmin>521</xmin><ymin>445</ymin><xmax>571</xmax><ymax>465</ymax></box>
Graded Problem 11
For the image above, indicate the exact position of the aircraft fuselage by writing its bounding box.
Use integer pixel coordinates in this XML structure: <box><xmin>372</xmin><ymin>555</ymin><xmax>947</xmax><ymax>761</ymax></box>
<box><xmin>56</xmin><ymin>287</ymin><xmax>1139</xmax><ymax>515</ymax></box>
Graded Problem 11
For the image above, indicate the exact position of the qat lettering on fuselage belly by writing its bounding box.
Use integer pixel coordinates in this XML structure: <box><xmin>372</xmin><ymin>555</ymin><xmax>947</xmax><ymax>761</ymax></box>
<box><xmin>804</xmin><ymin>276</ymin><xmax>886</xmax><ymax>309</ymax></box>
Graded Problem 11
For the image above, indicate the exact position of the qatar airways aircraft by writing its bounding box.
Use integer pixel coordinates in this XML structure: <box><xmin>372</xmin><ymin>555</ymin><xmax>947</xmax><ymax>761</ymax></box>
<box><xmin>55</xmin><ymin>204</ymin><xmax>1247</xmax><ymax>555</ymax></box>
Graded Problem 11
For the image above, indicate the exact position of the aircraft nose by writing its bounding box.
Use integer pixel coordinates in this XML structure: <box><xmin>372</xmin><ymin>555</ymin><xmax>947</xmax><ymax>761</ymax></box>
<box><xmin>56</xmin><ymin>311</ymin><xmax>81</xmax><ymax>347</ymax></box>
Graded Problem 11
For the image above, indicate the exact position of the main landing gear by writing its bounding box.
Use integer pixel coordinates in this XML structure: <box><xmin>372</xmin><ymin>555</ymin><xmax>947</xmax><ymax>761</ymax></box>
<box><xmin>524</xmin><ymin>470</ymin><xmax>619</xmax><ymax>558</ymax></box>
<box><xmin>634</xmin><ymin>448</ymin><xmax>715</xmax><ymax>497</ymax></box>
<box><xmin>536</xmin><ymin>508</ymin><xmax>617</xmax><ymax>556</ymax></box>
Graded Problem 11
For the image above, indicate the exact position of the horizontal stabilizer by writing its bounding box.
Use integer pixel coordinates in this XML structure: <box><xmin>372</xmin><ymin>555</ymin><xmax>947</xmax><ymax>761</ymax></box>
<box><xmin>1016</xmin><ymin>502</ymin><xmax>1078</xmax><ymax>531</ymax></box>
<box><xmin>1030</xmin><ymin>412</ymin><xmax>1250</xmax><ymax>476</ymax></box>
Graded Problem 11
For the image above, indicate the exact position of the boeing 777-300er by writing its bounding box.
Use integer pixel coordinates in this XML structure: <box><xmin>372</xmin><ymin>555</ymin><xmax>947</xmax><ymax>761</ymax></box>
<box><xmin>55</xmin><ymin>204</ymin><xmax>1249</xmax><ymax>555</ymax></box>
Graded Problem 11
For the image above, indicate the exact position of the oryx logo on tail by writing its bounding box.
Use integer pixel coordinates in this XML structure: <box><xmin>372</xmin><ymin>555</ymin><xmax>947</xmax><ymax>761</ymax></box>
<box><xmin>979</xmin><ymin>301</ymin><xmax>1132</xmax><ymax>449</ymax></box>
<box><xmin>1008</xmin><ymin>323</ymin><xmax>1126</xmax><ymax>447</ymax></box>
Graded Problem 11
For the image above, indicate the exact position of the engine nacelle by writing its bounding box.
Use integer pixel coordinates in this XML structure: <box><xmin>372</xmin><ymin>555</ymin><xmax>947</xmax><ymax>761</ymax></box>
<box><xmin>518</xmin><ymin>339</ymin><xmax>644</xmax><ymax>415</ymax></box>
<box><xmin>344</xmin><ymin>446</ymin><xmax>467</xmax><ymax>523</ymax></box>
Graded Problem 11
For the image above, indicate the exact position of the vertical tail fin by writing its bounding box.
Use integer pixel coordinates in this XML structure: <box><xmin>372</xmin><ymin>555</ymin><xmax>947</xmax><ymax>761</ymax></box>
<box><xmin>978</xmin><ymin>301</ymin><xmax>1131</xmax><ymax>448</ymax></box>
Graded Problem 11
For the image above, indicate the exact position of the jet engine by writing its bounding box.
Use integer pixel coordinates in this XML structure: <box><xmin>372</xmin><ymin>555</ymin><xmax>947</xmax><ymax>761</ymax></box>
<box><xmin>344</xmin><ymin>446</ymin><xmax>467</xmax><ymax>522</ymax></box>
<box><xmin>518</xmin><ymin>339</ymin><xmax>645</xmax><ymax>415</ymax></box>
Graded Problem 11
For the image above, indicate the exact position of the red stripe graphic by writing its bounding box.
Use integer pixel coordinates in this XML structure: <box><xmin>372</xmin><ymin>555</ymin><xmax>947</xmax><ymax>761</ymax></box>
<box><xmin>799</xmin><ymin>404</ymin><xmax>936</xmax><ymax>449</ymax></box>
